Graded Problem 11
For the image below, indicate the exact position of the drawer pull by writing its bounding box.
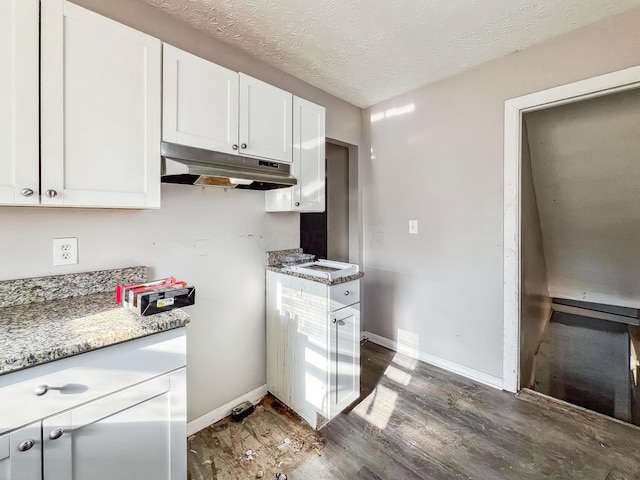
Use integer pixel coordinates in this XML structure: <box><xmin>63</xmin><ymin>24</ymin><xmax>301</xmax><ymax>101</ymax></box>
<box><xmin>344</xmin><ymin>290</ymin><xmax>350</xmax><ymax>296</ymax></box>
<box><xmin>34</xmin><ymin>384</ymin><xmax>49</xmax><ymax>396</ymax></box>
<box><xmin>49</xmin><ymin>428</ymin><xmax>65</xmax><ymax>440</ymax></box>
<box><xmin>18</xmin><ymin>439</ymin><xmax>35</xmax><ymax>452</ymax></box>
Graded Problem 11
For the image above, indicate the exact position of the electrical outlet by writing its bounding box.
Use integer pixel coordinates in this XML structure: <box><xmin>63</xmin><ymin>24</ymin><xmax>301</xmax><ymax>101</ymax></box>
<box><xmin>408</xmin><ymin>220</ymin><xmax>418</xmax><ymax>235</ymax></box>
<box><xmin>53</xmin><ymin>237</ymin><xmax>78</xmax><ymax>266</ymax></box>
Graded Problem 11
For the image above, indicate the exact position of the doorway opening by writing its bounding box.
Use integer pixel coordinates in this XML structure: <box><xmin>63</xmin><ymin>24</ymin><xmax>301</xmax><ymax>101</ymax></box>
<box><xmin>503</xmin><ymin>66</ymin><xmax>640</xmax><ymax>426</ymax></box>
<box><xmin>300</xmin><ymin>140</ymin><xmax>355</xmax><ymax>263</ymax></box>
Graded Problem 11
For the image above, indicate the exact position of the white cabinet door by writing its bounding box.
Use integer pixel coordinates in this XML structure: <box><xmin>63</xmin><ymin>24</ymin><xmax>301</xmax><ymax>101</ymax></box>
<box><xmin>40</xmin><ymin>0</ymin><xmax>161</xmax><ymax>208</ymax></box>
<box><xmin>0</xmin><ymin>423</ymin><xmax>41</xmax><ymax>480</ymax></box>
<box><xmin>0</xmin><ymin>0</ymin><xmax>39</xmax><ymax>206</ymax></box>
<box><xmin>292</xmin><ymin>97</ymin><xmax>325</xmax><ymax>212</ymax></box>
<box><xmin>239</xmin><ymin>73</ymin><xmax>292</xmax><ymax>163</ymax></box>
<box><xmin>328</xmin><ymin>305</ymin><xmax>360</xmax><ymax>419</ymax></box>
<box><xmin>264</xmin><ymin>97</ymin><xmax>325</xmax><ymax>212</ymax></box>
<box><xmin>163</xmin><ymin>44</ymin><xmax>239</xmax><ymax>154</ymax></box>
<box><xmin>43</xmin><ymin>371</ymin><xmax>185</xmax><ymax>480</ymax></box>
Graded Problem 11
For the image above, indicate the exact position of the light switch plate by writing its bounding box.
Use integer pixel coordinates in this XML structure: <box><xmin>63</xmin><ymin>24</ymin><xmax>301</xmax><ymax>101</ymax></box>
<box><xmin>53</xmin><ymin>237</ymin><xmax>78</xmax><ymax>266</ymax></box>
<box><xmin>409</xmin><ymin>220</ymin><xmax>418</xmax><ymax>234</ymax></box>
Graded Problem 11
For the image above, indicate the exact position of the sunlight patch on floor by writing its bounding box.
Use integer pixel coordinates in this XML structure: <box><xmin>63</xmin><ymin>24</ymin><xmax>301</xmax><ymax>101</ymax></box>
<box><xmin>383</xmin><ymin>364</ymin><xmax>412</xmax><ymax>386</ymax></box>
<box><xmin>352</xmin><ymin>384</ymin><xmax>398</xmax><ymax>430</ymax></box>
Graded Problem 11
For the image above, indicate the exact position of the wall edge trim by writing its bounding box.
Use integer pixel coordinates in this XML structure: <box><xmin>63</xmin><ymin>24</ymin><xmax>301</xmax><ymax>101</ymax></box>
<box><xmin>361</xmin><ymin>331</ymin><xmax>503</xmax><ymax>390</ymax></box>
<box><xmin>187</xmin><ymin>384</ymin><xmax>268</xmax><ymax>436</ymax></box>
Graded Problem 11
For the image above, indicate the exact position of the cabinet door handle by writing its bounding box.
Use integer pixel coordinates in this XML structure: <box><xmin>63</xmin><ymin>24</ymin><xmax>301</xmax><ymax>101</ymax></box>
<box><xmin>34</xmin><ymin>384</ymin><xmax>49</xmax><ymax>396</ymax></box>
<box><xmin>332</xmin><ymin>318</ymin><xmax>337</xmax><ymax>324</ymax></box>
<box><xmin>344</xmin><ymin>290</ymin><xmax>350</xmax><ymax>296</ymax></box>
<box><xmin>18</xmin><ymin>439</ymin><xmax>35</xmax><ymax>452</ymax></box>
<box><xmin>232</xmin><ymin>144</ymin><xmax>238</xmax><ymax>150</ymax></box>
<box><xmin>295</xmin><ymin>202</ymin><xmax>300</xmax><ymax>207</ymax></box>
<box><xmin>241</xmin><ymin>143</ymin><xmax>247</xmax><ymax>149</ymax></box>
<box><xmin>49</xmin><ymin>428</ymin><xmax>65</xmax><ymax>440</ymax></box>
<box><xmin>21</xmin><ymin>188</ymin><xmax>34</xmax><ymax>197</ymax></box>
<box><xmin>46</xmin><ymin>189</ymin><xmax>57</xmax><ymax>198</ymax></box>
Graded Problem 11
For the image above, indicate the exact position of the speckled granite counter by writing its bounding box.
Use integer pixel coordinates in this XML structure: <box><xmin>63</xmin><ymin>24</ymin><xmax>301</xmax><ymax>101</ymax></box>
<box><xmin>0</xmin><ymin>267</ymin><xmax>190</xmax><ymax>375</ymax></box>
<box><xmin>266</xmin><ymin>248</ymin><xmax>364</xmax><ymax>285</ymax></box>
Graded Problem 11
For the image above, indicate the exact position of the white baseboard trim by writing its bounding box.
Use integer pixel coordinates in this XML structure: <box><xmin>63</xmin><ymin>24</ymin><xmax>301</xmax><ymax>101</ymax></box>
<box><xmin>361</xmin><ymin>331</ymin><xmax>503</xmax><ymax>390</ymax></box>
<box><xmin>187</xmin><ymin>384</ymin><xmax>268</xmax><ymax>436</ymax></box>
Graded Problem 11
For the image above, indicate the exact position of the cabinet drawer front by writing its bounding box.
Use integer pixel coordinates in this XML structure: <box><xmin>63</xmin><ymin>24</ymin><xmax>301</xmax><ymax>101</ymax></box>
<box><xmin>329</xmin><ymin>279</ymin><xmax>360</xmax><ymax>311</ymax></box>
<box><xmin>0</xmin><ymin>328</ymin><xmax>186</xmax><ymax>435</ymax></box>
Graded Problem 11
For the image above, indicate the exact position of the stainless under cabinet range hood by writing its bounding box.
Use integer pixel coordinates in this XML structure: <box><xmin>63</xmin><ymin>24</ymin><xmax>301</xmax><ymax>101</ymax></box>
<box><xmin>160</xmin><ymin>142</ymin><xmax>297</xmax><ymax>190</ymax></box>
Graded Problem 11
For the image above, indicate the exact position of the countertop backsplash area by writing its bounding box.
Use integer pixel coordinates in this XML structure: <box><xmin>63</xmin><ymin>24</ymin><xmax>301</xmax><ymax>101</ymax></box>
<box><xmin>265</xmin><ymin>248</ymin><xmax>363</xmax><ymax>285</ymax></box>
<box><xmin>0</xmin><ymin>266</ymin><xmax>147</xmax><ymax>308</ymax></box>
<box><xmin>265</xmin><ymin>248</ymin><xmax>303</xmax><ymax>268</ymax></box>
<box><xmin>0</xmin><ymin>266</ymin><xmax>190</xmax><ymax>375</ymax></box>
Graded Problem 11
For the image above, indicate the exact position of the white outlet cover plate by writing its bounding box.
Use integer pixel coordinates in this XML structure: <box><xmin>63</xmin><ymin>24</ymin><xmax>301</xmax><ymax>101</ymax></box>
<box><xmin>409</xmin><ymin>220</ymin><xmax>418</xmax><ymax>234</ymax></box>
<box><xmin>53</xmin><ymin>237</ymin><xmax>78</xmax><ymax>266</ymax></box>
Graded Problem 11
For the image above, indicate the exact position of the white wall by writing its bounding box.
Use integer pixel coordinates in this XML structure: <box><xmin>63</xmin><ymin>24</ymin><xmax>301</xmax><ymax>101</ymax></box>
<box><xmin>519</xmin><ymin>122</ymin><xmax>552</xmax><ymax>389</ymax></box>
<box><xmin>326</xmin><ymin>143</ymin><xmax>350</xmax><ymax>262</ymax></box>
<box><xmin>362</xmin><ymin>8</ymin><xmax>640</xmax><ymax>380</ymax></box>
<box><xmin>525</xmin><ymin>88</ymin><xmax>640</xmax><ymax>308</ymax></box>
<box><xmin>0</xmin><ymin>0</ymin><xmax>361</xmax><ymax>423</ymax></box>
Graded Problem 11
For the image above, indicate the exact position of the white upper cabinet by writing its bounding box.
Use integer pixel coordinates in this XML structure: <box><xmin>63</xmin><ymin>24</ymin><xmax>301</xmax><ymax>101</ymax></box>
<box><xmin>40</xmin><ymin>0</ymin><xmax>161</xmax><ymax>208</ymax></box>
<box><xmin>0</xmin><ymin>0</ymin><xmax>39</xmax><ymax>206</ymax></box>
<box><xmin>239</xmin><ymin>73</ymin><xmax>293</xmax><ymax>163</ymax></box>
<box><xmin>162</xmin><ymin>44</ymin><xmax>239</xmax><ymax>154</ymax></box>
<box><xmin>162</xmin><ymin>49</ymin><xmax>293</xmax><ymax>164</ymax></box>
<box><xmin>265</xmin><ymin>97</ymin><xmax>326</xmax><ymax>212</ymax></box>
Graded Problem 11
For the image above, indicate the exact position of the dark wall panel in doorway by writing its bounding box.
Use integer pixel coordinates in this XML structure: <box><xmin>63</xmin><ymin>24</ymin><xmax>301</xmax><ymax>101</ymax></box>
<box><xmin>300</xmin><ymin>212</ymin><xmax>327</xmax><ymax>259</ymax></box>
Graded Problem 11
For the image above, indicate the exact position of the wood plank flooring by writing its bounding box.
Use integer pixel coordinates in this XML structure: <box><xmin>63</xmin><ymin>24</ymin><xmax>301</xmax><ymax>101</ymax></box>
<box><xmin>188</xmin><ymin>341</ymin><xmax>640</xmax><ymax>480</ymax></box>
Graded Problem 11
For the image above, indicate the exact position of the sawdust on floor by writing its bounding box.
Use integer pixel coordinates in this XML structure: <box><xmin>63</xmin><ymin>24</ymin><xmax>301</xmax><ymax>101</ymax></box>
<box><xmin>187</xmin><ymin>395</ymin><xmax>325</xmax><ymax>480</ymax></box>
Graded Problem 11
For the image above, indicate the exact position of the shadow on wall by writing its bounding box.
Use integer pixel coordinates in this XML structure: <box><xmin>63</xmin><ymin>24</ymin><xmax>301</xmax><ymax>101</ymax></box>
<box><xmin>364</xmin><ymin>268</ymin><xmax>400</xmax><ymax>340</ymax></box>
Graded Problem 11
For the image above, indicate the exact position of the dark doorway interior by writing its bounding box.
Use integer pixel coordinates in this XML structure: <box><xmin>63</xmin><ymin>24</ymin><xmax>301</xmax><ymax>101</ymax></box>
<box><xmin>300</xmin><ymin>211</ymin><xmax>327</xmax><ymax>259</ymax></box>
<box><xmin>301</xmin><ymin>142</ymin><xmax>349</xmax><ymax>261</ymax></box>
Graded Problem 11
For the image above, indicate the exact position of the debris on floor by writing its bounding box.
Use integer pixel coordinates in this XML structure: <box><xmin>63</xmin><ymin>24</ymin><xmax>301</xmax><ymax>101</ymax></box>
<box><xmin>187</xmin><ymin>395</ymin><xmax>325</xmax><ymax>480</ymax></box>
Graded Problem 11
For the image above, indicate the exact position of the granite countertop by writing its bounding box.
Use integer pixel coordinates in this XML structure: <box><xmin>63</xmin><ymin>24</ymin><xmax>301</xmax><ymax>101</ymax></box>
<box><xmin>266</xmin><ymin>248</ymin><xmax>364</xmax><ymax>285</ymax></box>
<box><xmin>0</xmin><ymin>267</ymin><xmax>190</xmax><ymax>376</ymax></box>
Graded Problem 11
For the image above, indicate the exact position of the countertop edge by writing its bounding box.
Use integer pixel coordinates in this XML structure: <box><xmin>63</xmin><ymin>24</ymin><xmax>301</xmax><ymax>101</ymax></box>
<box><xmin>0</xmin><ymin>320</ymin><xmax>190</xmax><ymax>376</ymax></box>
<box><xmin>267</xmin><ymin>266</ymin><xmax>364</xmax><ymax>285</ymax></box>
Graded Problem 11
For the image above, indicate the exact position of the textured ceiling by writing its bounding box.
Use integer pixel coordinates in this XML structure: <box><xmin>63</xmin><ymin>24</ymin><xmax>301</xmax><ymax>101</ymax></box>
<box><xmin>142</xmin><ymin>0</ymin><xmax>640</xmax><ymax>108</ymax></box>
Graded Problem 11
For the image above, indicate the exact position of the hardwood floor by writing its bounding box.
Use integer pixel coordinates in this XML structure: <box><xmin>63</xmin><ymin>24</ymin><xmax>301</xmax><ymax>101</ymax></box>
<box><xmin>188</xmin><ymin>341</ymin><xmax>640</xmax><ymax>480</ymax></box>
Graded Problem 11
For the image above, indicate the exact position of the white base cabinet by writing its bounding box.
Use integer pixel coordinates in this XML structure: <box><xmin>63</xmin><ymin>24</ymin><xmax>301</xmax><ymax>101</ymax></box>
<box><xmin>0</xmin><ymin>423</ymin><xmax>41</xmax><ymax>480</ymax></box>
<box><xmin>0</xmin><ymin>328</ymin><xmax>187</xmax><ymax>480</ymax></box>
<box><xmin>266</xmin><ymin>271</ymin><xmax>360</xmax><ymax>429</ymax></box>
